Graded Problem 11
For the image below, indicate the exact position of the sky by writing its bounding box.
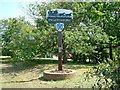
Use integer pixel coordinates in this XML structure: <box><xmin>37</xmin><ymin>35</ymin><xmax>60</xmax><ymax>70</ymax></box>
<box><xmin>0</xmin><ymin>0</ymin><xmax>47</xmax><ymax>22</ymax></box>
<box><xmin>0</xmin><ymin>0</ymin><xmax>119</xmax><ymax>20</ymax></box>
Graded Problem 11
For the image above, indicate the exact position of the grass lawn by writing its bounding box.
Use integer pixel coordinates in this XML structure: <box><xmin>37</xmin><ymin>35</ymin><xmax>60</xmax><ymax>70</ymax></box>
<box><xmin>1</xmin><ymin>57</ymin><xmax>98</xmax><ymax>88</ymax></box>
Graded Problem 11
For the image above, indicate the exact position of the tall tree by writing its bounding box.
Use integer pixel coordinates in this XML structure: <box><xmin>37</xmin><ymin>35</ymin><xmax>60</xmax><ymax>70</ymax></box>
<box><xmin>27</xmin><ymin>2</ymin><xmax>111</xmax><ymax>63</ymax></box>
<box><xmin>1</xmin><ymin>17</ymin><xmax>36</xmax><ymax>60</ymax></box>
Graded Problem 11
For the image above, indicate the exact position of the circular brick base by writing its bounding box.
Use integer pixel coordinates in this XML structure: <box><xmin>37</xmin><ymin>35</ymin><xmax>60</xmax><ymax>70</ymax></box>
<box><xmin>43</xmin><ymin>69</ymin><xmax>76</xmax><ymax>80</ymax></box>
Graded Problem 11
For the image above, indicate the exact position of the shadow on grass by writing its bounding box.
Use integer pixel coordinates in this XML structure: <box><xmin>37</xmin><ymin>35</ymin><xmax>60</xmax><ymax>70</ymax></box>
<box><xmin>0</xmin><ymin>78</ymin><xmax>39</xmax><ymax>83</ymax></box>
<box><xmin>1</xmin><ymin>59</ymin><xmax>58</xmax><ymax>73</ymax></box>
<box><xmin>38</xmin><ymin>77</ymin><xmax>51</xmax><ymax>81</ymax></box>
<box><xmin>38</xmin><ymin>77</ymin><xmax>65</xmax><ymax>81</ymax></box>
<box><xmin>30</xmin><ymin>59</ymin><xmax>58</xmax><ymax>64</ymax></box>
<box><xmin>1</xmin><ymin>58</ymin><xmax>97</xmax><ymax>73</ymax></box>
<box><xmin>62</xmin><ymin>61</ymin><xmax>97</xmax><ymax>70</ymax></box>
<box><xmin>67</xmin><ymin>61</ymin><xmax>97</xmax><ymax>66</ymax></box>
<box><xmin>0</xmin><ymin>76</ymin><xmax>56</xmax><ymax>83</ymax></box>
<box><xmin>0</xmin><ymin>59</ymin><xmax>11</xmax><ymax>64</ymax></box>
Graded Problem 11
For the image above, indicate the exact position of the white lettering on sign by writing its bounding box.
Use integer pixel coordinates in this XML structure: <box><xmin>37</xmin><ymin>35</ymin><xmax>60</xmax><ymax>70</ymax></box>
<box><xmin>48</xmin><ymin>19</ymin><xmax>71</xmax><ymax>22</ymax></box>
<box><xmin>46</xmin><ymin>9</ymin><xmax>73</xmax><ymax>23</ymax></box>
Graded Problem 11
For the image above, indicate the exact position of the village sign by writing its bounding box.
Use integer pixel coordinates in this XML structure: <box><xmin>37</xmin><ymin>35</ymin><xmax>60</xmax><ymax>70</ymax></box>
<box><xmin>46</xmin><ymin>9</ymin><xmax>73</xmax><ymax>23</ymax></box>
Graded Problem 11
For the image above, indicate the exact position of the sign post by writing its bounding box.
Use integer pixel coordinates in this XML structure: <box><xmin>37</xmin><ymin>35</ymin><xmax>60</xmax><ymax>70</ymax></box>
<box><xmin>58</xmin><ymin>31</ymin><xmax>62</xmax><ymax>71</ymax></box>
<box><xmin>56</xmin><ymin>23</ymin><xmax>64</xmax><ymax>71</ymax></box>
<box><xmin>46</xmin><ymin>9</ymin><xmax>72</xmax><ymax>71</ymax></box>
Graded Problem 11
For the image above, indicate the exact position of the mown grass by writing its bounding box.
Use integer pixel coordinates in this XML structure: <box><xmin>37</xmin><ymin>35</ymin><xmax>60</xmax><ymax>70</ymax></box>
<box><xmin>1</xmin><ymin>57</ymin><xmax>98</xmax><ymax>88</ymax></box>
<box><xmin>2</xmin><ymin>58</ymin><xmax>97</xmax><ymax>73</ymax></box>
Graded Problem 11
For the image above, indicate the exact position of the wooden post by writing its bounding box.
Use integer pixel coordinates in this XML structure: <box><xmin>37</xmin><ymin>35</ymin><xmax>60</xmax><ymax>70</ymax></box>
<box><xmin>58</xmin><ymin>31</ymin><xmax>62</xmax><ymax>71</ymax></box>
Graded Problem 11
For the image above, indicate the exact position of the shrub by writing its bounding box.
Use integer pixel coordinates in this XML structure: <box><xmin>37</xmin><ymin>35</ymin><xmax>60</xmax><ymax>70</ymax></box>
<box><xmin>85</xmin><ymin>58</ymin><xmax>120</xmax><ymax>89</ymax></box>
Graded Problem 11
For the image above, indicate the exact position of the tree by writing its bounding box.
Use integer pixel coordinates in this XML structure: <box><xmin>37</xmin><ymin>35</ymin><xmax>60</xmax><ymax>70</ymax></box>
<box><xmin>1</xmin><ymin>17</ymin><xmax>36</xmax><ymax>61</ymax></box>
<box><xmin>86</xmin><ymin>59</ymin><xmax>120</xmax><ymax>89</ymax></box>
<box><xmin>2</xmin><ymin>2</ymin><xmax>119</xmax><ymax>64</ymax></box>
<box><xmin>85</xmin><ymin>2</ymin><xmax>120</xmax><ymax>60</ymax></box>
<box><xmin>27</xmin><ymin>2</ymin><xmax>116</xmax><ymax>63</ymax></box>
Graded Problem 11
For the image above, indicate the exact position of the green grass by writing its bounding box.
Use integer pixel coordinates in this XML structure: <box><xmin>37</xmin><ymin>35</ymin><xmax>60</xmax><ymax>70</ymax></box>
<box><xmin>1</xmin><ymin>58</ymin><xmax>98</xmax><ymax>88</ymax></box>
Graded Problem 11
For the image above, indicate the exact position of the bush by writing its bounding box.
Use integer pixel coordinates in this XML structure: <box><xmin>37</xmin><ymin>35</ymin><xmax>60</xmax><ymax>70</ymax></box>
<box><xmin>85</xmin><ymin>58</ymin><xmax>120</xmax><ymax>89</ymax></box>
<box><xmin>1</xmin><ymin>17</ymin><xmax>36</xmax><ymax>61</ymax></box>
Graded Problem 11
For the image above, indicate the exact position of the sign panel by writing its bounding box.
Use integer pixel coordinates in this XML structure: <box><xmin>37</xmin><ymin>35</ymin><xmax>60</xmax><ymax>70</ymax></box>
<box><xmin>56</xmin><ymin>23</ymin><xmax>64</xmax><ymax>32</ymax></box>
<box><xmin>46</xmin><ymin>9</ymin><xmax>73</xmax><ymax>23</ymax></box>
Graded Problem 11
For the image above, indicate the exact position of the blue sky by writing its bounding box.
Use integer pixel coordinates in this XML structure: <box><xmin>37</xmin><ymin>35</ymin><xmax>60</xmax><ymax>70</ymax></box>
<box><xmin>0</xmin><ymin>0</ymin><xmax>27</xmax><ymax>19</ymax></box>
<box><xmin>0</xmin><ymin>0</ymin><xmax>42</xmax><ymax>20</ymax></box>
<box><xmin>0</xmin><ymin>1</ymin><xmax>23</xmax><ymax>19</ymax></box>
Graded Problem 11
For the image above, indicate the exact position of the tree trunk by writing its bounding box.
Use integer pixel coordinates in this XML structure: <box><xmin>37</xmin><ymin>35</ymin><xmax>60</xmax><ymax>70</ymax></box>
<box><xmin>101</xmin><ymin>46</ymin><xmax>104</xmax><ymax>62</ymax></box>
<box><xmin>72</xmin><ymin>52</ymin><xmax>77</xmax><ymax>63</ymax></box>
<box><xmin>109</xmin><ymin>43</ymin><xmax>113</xmax><ymax>60</ymax></box>
<box><xmin>83</xmin><ymin>54</ymin><xmax>86</xmax><ymax>63</ymax></box>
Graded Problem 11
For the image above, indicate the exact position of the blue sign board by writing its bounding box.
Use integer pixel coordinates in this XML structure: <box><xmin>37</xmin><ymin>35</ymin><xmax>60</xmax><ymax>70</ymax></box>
<box><xmin>46</xmin><ymin>9</ymin><xmax>73</xmax><ymax>23</ymax></box>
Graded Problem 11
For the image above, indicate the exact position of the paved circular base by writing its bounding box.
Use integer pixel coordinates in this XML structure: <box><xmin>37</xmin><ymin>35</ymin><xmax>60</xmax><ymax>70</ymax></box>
<box><xmin>43</xmin><ymin>69</ymin><xmax>76</xmax><ymax>80</ymax></box>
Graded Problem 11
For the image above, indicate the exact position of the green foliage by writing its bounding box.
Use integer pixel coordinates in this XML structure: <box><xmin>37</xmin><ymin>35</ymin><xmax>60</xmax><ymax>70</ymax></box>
<box><xmin>1</xmin><ymin>2</ymin><xmax>119</xmax><ymax>63</ymax></box>
<box><xmin>28</xmin><ymin>2</ymin><xmax>117</xmax><ymax>63</ymax></box>
<box><xmin>1</xmin><ymin>1</ymin><xmax>119</xmax><ymax>63</ymax></box>
<box><xmin>85</xmin><ymin>58</ymin><xmax>120</xmax><ymax>89</ymax></box>
<box><xmin>1</xmin><ymin>17</ymin><xmax>36</xmax><ymax>61</ymax></box>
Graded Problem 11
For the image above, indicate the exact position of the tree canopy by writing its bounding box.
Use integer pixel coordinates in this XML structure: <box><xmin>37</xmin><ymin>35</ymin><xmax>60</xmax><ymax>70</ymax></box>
<box><xmin>1</xmin><ymin>2</ymin><xmax>119</xmax><ymax>63</ymax></box>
